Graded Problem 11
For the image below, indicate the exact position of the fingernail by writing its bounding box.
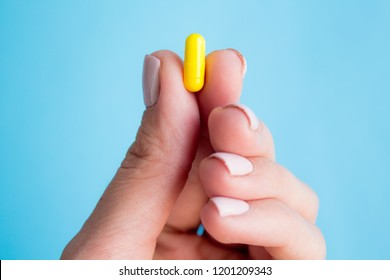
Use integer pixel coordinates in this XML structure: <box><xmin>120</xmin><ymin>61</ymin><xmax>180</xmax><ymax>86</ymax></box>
<box><xmin>142</xmin><ymin>55</ymin><xmax>161</xmax><ymax>107</ymax></box>
<box><xmin>227</xmin><ymin>48</ymin><xmax>247</xmax><ymax>79</ymax></box>
<box><xmin>209</xmin><ymin>152</ymin><xmax>253</xmax><ymax>176</ymax></box>
<box><xmin>224</xmin><ymin>104</ymin><xmax>260</xmax><ymax>131</ymax></box>
<box><xmin>210</xmin><ymin>197</ymin><xmax>250</xmax><ymax>217</ymax></box>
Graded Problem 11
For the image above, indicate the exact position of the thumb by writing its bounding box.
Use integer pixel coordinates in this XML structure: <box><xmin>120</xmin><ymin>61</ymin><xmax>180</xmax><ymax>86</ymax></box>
<box><xmin>62</xmin><ymin>51</ymin><xmax>200</xmax><ymax>259</ymax></box>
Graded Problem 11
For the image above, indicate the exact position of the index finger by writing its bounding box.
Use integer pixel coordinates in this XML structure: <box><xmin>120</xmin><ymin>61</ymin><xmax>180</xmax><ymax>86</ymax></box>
<box><xmin>197</xmin><ymin>49</ymin><xmax>246</xmax><ymax>123</ymax></box>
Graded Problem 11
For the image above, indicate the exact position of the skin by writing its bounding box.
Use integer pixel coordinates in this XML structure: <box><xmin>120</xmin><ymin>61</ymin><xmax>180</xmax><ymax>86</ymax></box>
<box><xmin>61</xmin><ymin>50</ymin><xmax>326</xmax><ymax>260</ymax></box>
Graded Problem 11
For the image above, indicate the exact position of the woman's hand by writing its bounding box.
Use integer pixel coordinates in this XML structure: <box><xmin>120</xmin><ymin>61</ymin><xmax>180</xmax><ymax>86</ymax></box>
<box><xmin>61</xmin><ymin>50</ymin><xmax>325</xmax><ymax>259</ymax></box>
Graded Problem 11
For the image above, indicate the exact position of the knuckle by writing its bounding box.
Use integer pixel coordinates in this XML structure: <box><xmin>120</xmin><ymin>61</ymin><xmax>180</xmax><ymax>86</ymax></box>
<box><xmin>120</xmin><ymin>112</ymin><xmax>192</xmax><ymax>177</ymax></box>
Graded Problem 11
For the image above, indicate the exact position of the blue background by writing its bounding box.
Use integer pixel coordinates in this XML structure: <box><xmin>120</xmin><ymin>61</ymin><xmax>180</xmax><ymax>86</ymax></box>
<box><xmin>1</xmin><ymin>0</ymin><xmax>389</xmax><ymax>259</ymax></box>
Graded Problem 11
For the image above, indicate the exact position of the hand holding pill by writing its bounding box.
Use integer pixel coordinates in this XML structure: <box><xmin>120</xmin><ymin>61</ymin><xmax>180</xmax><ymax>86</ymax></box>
<box><xmin>61</xmin><ymin>35</ymin><xmax>325</xmax><ymax>260</ymax></box>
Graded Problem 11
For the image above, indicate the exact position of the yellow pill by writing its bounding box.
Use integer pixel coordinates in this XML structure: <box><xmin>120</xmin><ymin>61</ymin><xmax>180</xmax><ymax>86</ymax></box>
<box><xmin>184</xmin><ymin>34</ymin><xmax>206</xmax><ymax>92</ymax></box>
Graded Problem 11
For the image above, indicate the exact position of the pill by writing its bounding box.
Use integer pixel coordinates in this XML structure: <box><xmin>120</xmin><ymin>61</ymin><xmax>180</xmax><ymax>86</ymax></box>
<box><xmin>184</xmin><ymin>33</ymin><xmax>206</xmax><ymax>92</ymax></box>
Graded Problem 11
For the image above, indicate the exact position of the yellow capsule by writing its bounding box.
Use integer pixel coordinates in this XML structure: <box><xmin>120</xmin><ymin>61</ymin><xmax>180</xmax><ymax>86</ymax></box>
<box><xmin>184</xmin><ymin>34</ymin><xmax>206</xmax><ymax>92</ymax></box>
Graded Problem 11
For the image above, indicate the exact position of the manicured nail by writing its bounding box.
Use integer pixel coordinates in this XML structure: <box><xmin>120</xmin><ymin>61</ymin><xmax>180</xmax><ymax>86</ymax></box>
<box><xmin>224</xmin><ymin>104</ymin><xmax>260</xmax><ymax>131</ymax></box>
<box><xmin>227</xmin><ymin>48</ymin><xmax>247</xmax><ymax>79</ymax></box>
<box><xmin>211</xmin><ymin>197</ymin><xmax>250</xmax><ymax>217</ymax></box>
<box><xmin>209</xmin><ymin>152</ymin><xmax>253</xmax><ymax>176</ymax></box>
<box><xmin>142</xmin><ymin>55</ymin><xmax>161</xmax><ymax>107</ymax></box>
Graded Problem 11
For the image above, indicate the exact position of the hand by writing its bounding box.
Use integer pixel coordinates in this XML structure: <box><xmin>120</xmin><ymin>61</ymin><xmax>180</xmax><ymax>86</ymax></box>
<box><xmin>61</xmin><ymin>49</ymin><xmax>326</xmax><ymax>259</ymax></box>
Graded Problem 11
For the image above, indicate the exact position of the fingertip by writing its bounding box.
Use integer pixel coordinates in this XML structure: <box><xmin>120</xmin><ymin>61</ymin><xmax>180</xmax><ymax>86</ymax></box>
<box><xmin>225</xmin><ymin>48</ymin><xmax>247</xmax><ymax>79</ymax></box>
<box><xmin>150</xmin><ymin>50</ymin><xmax>183</xmax><ymax>64</ymax></box>
<box><xmin>198</xmin><ymin>49</ymin><xmax>245</xmax><ymax>121</ymax></box>
<box><xmin>141</xmin><ymin>49</ymin><xmax>200</xmax><ymax>152</ymax></box>
<box><xmin>223</xmin><ymin>104</ymin><xmax>260</xmax><ymax>131</ymax></box>
<box><xmin>201</xmin><ymin>197</ymin><xmax>251</xmax><ymax>244</ymax></box>
<box><xmin>199</xmin><ymin>156</ymin><xmax>230</xmax><ymax>197</ymax></box>
<box><xmin>205</xmin><ymin>49</ymin><xmax>246</xmax><ymax>79</ymax></box>
<box><xmin>147</xmin><ymin>50</ymin><xmax>190</xmax><ymax>105</ymax></box>
<box><xmin>200</xmin><ymin>200</ymin><xmax>233</xmax><ymax>244</ymax></box>
<box><xmin>208</xmin><ymin>104</ymin><xmax>275</xmax><ymax>160</ymax></box>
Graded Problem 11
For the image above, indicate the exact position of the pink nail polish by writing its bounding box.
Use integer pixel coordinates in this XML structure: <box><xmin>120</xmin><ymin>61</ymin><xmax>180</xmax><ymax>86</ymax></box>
<box><xmin>209</xmin><ymin>152</ymin><xmax>253</xmax><ymax>176</ymax></box>
<box><xmin>142</xmin><ymin>55</ymin><xmax>161</xmax><ymax>107</ymax></box>
<box><xmin>210</xmin><ymin>197</ymin><xmax>250</xmax><ymax>217</ymax></box>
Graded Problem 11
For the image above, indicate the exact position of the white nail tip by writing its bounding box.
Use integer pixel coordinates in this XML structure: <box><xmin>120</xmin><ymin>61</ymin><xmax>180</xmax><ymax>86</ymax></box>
<box><xmin>211</xmin><ymin>197</ymin><xmax>250</xmax><ymax>217</ymax></box>
<box><xmin>226</xmin><ymin>104</ymin><xmax>259</xmax><ymax>131</ymax></box>
<box><xmin>209</xmin><ymin>152</ymin><xmax>253</xmax><ymax>176</ymax></box>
